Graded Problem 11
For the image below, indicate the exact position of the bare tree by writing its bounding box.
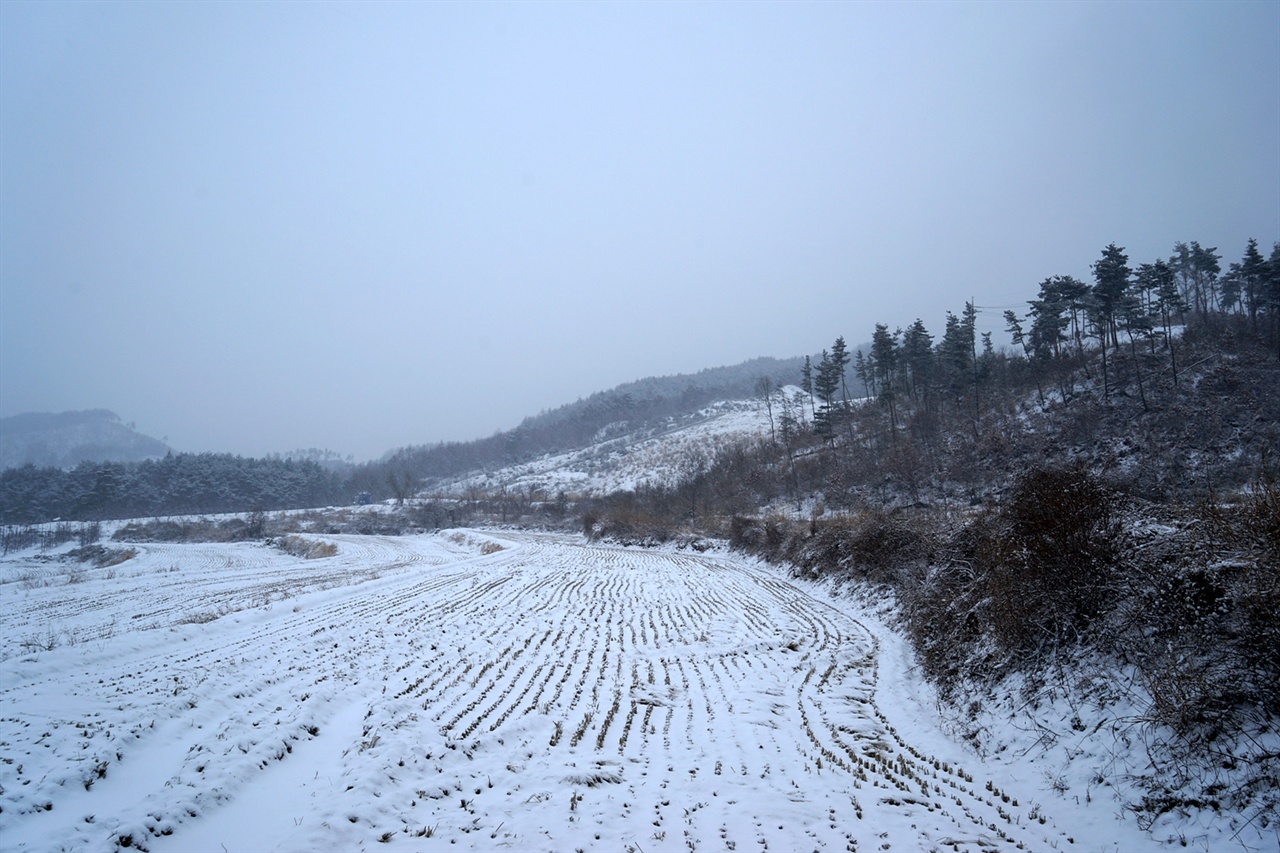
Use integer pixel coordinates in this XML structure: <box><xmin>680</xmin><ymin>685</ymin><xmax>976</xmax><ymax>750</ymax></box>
<box><xmin>387</xmin><ymin>468</ymin><xmax>417</xmax><ymax>507</ymax></box>
<box><xmin>755</xmin><ymin>376</ymin><xmax>777</xmax><ymax>446</ymax></box>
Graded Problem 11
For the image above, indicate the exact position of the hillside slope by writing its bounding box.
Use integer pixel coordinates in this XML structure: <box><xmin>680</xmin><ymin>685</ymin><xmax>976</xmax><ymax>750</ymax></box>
<box><xmin>368</xmin><ymin>356</ymin><xmax>804</xmax><ymax>494</ymax></box>
<box><xmin>430</xmin><ymin>391</ymin><xmax>803</xmax><ymax>499</ymax></box>
<box><xmin>0</xmin><ymin>410</ymin><xmax>170</xmax><ymax>470</ymax></box>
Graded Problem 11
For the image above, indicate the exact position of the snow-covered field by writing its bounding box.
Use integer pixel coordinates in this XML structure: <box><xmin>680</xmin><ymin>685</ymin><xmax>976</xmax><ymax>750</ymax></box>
<box><xmin>0</xmin><ymin>529</ymin><xmax>1244</xmax><ymax>852</ymax></box>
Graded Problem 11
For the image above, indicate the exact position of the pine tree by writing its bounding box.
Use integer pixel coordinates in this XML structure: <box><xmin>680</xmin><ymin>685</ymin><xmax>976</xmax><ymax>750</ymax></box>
<box><xmin>1170</xmin><ymin>241</ymin><xmax>1221</xmax><ymax>318</ymax></box>
<box><xmin>1091</xmin><ymin>243</ymin><xmax>1131</xmax><ymax>350</ymax></box>
<box><xmin>1219</xmin><ymin>265</ymin><xmax>1244</xmax><ymax>316</ymax></box>
<box><xmin>1269</xmin><ymin>243</ymin><xmax>1280</xmax><ymax>357</ymax></box>
<box><xmin>812</xmin><ymin>349</ymin><xmax>839</xmax><ymax>442</ymax></box>
<box><xmin>829</xmin><ymin>336</ymin><xmax>854</xmax><ymax>446</ymax></box>
<box><xmin>1005</xmin><ymin>309</ymin><xmax>1046</xmax><ymax>405</ymax></box>
<box><xmin>901</xmin><ymin>319</ymin><xmax>934</xmax><ymax>407</ymax></box>
<box><xmin>1137</xmin><ymin>258</ymin><xmax>1184</xmax><ymax>385</ymax></box>
<box><xmin>870</xmin><ymin>323</ymin><xmax>899</xmax><ymax>434</ymax></box>
<box><xmin>1235</xmin><ymin>238</ymin><xmax>1269</xmax><ymax>332</ymax></box>
<box><xmin>963</xmin><ymin>301</ymin><xmax>981</xmax><ymax>422</ymax></box>
<box><xmin>800</xmin><ymin>355</ymin><xmax>815</xmax><ymax>421</ymax></box>
<box><xmin>939</xmin><ymin>311</ymin><xmax>971</xmax><ymax>409</ymax></box>
<box><xmin>830</xmin><ymin>336</ymin><xmax>852</xmax><ymax>410</ymax></box>
<box><xmin>1026</xmin><ymin>281</ymin><xmax>1067</xmax><ymax>360</ymax></box>
<box><xmin>854</xmin><ymin>349</ymin><xmax>873</xmax><ymax>398</ymax></box>
<box><xmin>1118</xmin><ymin>286</ymin><xmax>1154</xmax><ymax>411</ymax></box>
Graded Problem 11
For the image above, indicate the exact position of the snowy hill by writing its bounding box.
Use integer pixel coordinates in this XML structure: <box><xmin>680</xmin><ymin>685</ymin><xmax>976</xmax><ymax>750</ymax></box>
<box><xmin>374</xmin><ymin>356</ymin><xmax>805</xmax><ymax>490</ymax></box>
<box><xmin>0</xmin><ymin>409</ymin><xmax>170</xmax><ymax>470</ymax></box>
<box><xmin>429</xmin><ymin>388</ymin><xmax>806</xmax><ymax>498</ymax></box>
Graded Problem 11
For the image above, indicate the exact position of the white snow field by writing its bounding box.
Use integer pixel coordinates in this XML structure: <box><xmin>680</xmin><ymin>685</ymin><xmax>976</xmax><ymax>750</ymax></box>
<box><xmin>0</xmin><ymin>530</ymin><xmax>1216</xmax><ymax>852</ymax></box>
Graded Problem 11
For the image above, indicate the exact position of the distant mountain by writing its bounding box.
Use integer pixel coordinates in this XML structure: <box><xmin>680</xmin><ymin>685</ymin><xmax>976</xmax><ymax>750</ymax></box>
<box><xmin>0</xmin><ymin>409</ymin><xmax>171</xmax><ymax>470</ymax></box>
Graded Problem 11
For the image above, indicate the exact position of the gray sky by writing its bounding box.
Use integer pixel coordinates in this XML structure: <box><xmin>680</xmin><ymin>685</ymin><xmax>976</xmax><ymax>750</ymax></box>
<box><xmin>2</xmin><ymin>1</ymin><xmax>1277</xmax><ymax>461</ymax></box>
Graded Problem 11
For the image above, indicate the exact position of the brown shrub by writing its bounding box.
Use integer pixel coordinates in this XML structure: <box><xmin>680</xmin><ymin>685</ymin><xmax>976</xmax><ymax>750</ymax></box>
<box><xmin>985</xmin><ymin>466</ymin><xmax>1122</xmax><ymax>657</ymax></box>
<box><xmin>276</xmin><ymin>535</ymin><xmax>338</xmax><ymax>560</ymax></box>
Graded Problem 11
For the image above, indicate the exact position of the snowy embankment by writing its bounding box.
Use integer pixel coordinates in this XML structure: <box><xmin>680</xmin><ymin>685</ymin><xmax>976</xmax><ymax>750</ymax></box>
<box><xmin>0</xmin><ymin>530</ymin><xmax>1229</xmax><ymax>852</ymax></box>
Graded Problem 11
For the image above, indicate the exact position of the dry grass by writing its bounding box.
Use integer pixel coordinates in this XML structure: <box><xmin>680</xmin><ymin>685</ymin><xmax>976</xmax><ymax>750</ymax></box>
<box><xmin>276</xmin><ymin>535</ymin><xmax>338</xmax><ymax>560</ymax></box>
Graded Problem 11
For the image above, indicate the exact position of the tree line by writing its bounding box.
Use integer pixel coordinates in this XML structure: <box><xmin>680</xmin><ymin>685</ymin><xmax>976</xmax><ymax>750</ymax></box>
<box><xmin>583</xmin><ymin>237</ymin><xmax>1280</xmax><ymax>532</ymax></box>
<box><xmin>0</xmin><ymin>452</ymin><xmax>347</xmax><ymax>524</ymax></box>
<box><xmin>790</xmin><ymin>238</ymin><xmax>1279</xmax><ymax>488</ymax></box>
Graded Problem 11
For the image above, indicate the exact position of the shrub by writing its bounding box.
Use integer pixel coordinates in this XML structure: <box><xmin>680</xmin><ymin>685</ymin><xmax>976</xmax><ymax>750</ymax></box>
<box><xmin>276</xmin><ymin>535</ymin><xmax>338</xmax><ymax>560</ymax></box>
<box><xmin>1241</xmin><ymin>468</ymin><xmax>1280</xmax><ymax>563</ymax></box>
<box><xmin>68</xmin><ymin>545</ymin><xmax>138</xmax><ymax>568</ymax></box>
<box><xmin>1185</xmin><ymin>470</ymin><xmax>1280</xmax><ymax>719</ymax></box>
<box><xmin>985</xmin><ymin>466</ymin><xmax>1122</xmax><ymax>658</ymax></box>
<box><xmin>582</xmin><ymin>506</ymin><xmax>679</xmax><ymax>546</ymax></box>
<box><xmin>114</xmin><ymin>519</ymin><xmax>189</xmax><ymax>542</ymax></box>
<box><xmin>838</xmin><ymin>509</ymin><xmax>933</xmax><ymax>585</ymax></box>
<box><xmin>903</xmin><ymin>556</ymin><xmax>989</xmax><ymax>693</ymax></box>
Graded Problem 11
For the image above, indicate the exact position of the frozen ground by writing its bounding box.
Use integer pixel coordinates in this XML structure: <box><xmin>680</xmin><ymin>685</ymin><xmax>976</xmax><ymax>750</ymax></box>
<box><xmin>0</xmin><ymin>529</ymin><xmax>1260</xmax><ymax>852</ymax></box>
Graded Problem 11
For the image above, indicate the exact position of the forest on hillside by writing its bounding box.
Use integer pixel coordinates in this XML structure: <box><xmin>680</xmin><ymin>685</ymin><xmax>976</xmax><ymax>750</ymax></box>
<box><xmin>585</xmin><ymin>238</ymin><xmax>1278</xmax><ymax>526</ymax></box>
<box><xmin>0</xmin><ymin>453</ymin><xmax>347</xmax><ymax>525</ymax></box>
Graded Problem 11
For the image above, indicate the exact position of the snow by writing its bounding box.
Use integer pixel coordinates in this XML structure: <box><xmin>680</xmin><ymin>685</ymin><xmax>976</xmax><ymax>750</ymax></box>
<box><xmin>0</xmin><ymin>530</ymin><xmax>1265</xmax><ymax>852</ymax></box>
<box><xmin>435</xmin><ymin>393</ymin><xmax>803</xmax><ymax>498</ymax></box>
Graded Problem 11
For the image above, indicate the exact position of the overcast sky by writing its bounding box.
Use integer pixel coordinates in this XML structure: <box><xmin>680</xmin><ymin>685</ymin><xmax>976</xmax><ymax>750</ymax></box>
<box><xmin>2</xmin><ymin>1</ymin><xmax>1277</xmax><ymax>461</ymax></box>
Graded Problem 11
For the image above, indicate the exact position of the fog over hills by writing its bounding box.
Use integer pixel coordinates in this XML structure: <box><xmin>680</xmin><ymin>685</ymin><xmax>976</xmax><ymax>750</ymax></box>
<box><xmin>1</xmin><ymin>356</ymin><xmax>804</xmax><ymax>475</ymax></box>
<box><xmin>0</xmin><ymin>410</ymin><xmax>170</xmax><ymax>470</ymax></box>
